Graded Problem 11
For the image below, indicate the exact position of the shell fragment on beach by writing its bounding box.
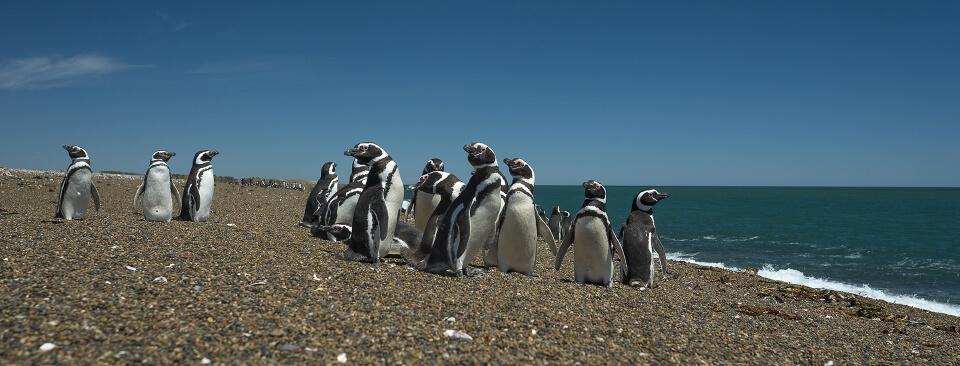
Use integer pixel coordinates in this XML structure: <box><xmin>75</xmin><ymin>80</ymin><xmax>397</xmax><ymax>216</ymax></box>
<box><xmin>443</xmin><ymin>329</ymin><xmax>473</xmax><ymax>340</ymax></box>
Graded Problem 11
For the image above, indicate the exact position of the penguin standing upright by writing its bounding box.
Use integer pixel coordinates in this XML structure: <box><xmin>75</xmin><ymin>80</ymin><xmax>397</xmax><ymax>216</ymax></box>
<box><xmin>342</xmin><ymin>142</ymin><xmax>405</xmax><ymax>262</ymax></box>
<box><xmin>402</xmin><ymin>171</ymin><xmax>464</xmax><ymax>266</ymax></box>
<box><xmin>548</xmin><ymin>206</ymin><xmax>563</xmax><ymax>244</ymax></box>
<box><xmin>561</xmin><ymin>211</ymin><xmax>572</xmax><ymax>239</ymax></box>
<box><xmin>301</xmin><ymin>162</ymin><xmax>338</xmax><ymax>227</ymax></box>
<box><xmin>309</xmin><ymin>158</ymin><xmax>368</xmax><ymax>238</ymax></box>
<box><xmin>133</xmin><ymin>150</ymin><xmax>180</xmax><ymax>222</ymax></box>
<box><xmin>554</xmin><ymin>180</ymin><xmax>627</xmax><ymax>286</ymax></box>
<box><xmin>179</xmin><ymin>150</ymin><xmax>219</xmax><ymax>222</ymax></box>
<box><xmin>620</xmin><ymin>189</ymin><xmax>671</xmax><ymax>288</ymax></box>
<box><xmin>496</xmin><ymin>158</ymin><xmax>556</xmax><ymax>275</ymax></box>
<box><xmin>54</xmin><ymin>145</ymin><xmax>101</xmax><ymax>220</ymax></box>
<box><xmin>408</xmin><ymin>158</ymin><xmax>444</xmax><ymax>231</ymax></box>
<box><xmin>425</xmin><ymin>142</ymin><xmax>503</xmax><ymax>276</ymax></box>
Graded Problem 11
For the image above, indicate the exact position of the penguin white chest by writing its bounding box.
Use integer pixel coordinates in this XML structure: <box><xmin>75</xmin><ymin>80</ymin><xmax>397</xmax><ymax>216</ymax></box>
<box><xmin>379</xmin><ymin>173</ymin><xmax>405</xmax><ymax>256</ymax></box>
<box><xmin>413</xmin><ymin>192</ymin><xmax>441</xmax><ymax>232</ymax></box>
<box><xmin>497</xmin><ymin>196</ymin><xmax>537</xmax><ymax>274</ymax></box>
<box><xmin>143</xmin><ymin>166</ymin><xmax>173</xmax><ymax>221</ymax></box>
<box><xmin>573</xmin><ymin>217</ymin><xmax>614</xmax><ymax>285</ymax></box>
<box><xmin>195</xmin><ymin>169</ymin><xmax>215</xmax><ymax>221</ymax></box>
<box><xmin>62</xmin><ymin>167</ymin><xmax>93</xmax><ymax>219</ymax></box>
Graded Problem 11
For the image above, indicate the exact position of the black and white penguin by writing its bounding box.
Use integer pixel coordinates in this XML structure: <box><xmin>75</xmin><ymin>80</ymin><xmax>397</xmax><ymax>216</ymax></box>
<box><xmin>407</xmin><ymin>158</ymin><xmax>444</xmax><ymax>231</ymax></box>
<box><xmin>54</xmin><ymin>145</ymin><xmax>101</xmax><ymax>220</ymax></box>
<box><xmin>402</xmin><ymin>171</ymin><xmax>465</xmax><ymax>266</ymax></box>
<box><xmin>619</xmin><ymin>189</ymin><xmax>671</xmax><ymax>288</ymax></box>
<box><xmin>425</xmin><ymin>142</ymin><xmax>503</xmax><ymax>276</ymax></box>
<box><xmin>179</xmin><ymin>150</ymin><xmax>219</xmax><ymax>222</ymax></box>
<box><xmin>548</xmin><ymin>206</ymin><xmax>563</xmax><ymax>244</ymax></box>
<box><xmin>301</xmin><ymin>162</ymin><xmax>338</xmax><ymax>227</ymax></box>
<box><xmin>349</xmin><ymin>158</ymin><xmax>369</xmax><ymax>184</ymax></box>
<box><xmin>554</xmin><ymin>180</ymin><xmax>627</xmax><ymax>287</ymax></box>
<box><xmin>496</xmin><ymin>158</ymin><xmax>556</xmax><ymax>275</ymax></box>
<box><xmin>536</xmin><ymin>207</ymin><xmax>548</xmax><ymax>238</ymax></box>
<box><xmin>342</xmin><ymin>142</ymin><xmax>405</xmax><ymax>262</ymax></box>
<box><xmin>133</xmin><ymin>150</ymin><xmax>180</xmax><ymax>222</ymax></box>
<box><xmin>312</xmin><ymin>224</ymin><xmax>353</xmax><ymax>242</ymax></box>
<box><xmin>561</xmin><ymin>211</ymin><xmax>572</xmax><ymax>239</ymax></box>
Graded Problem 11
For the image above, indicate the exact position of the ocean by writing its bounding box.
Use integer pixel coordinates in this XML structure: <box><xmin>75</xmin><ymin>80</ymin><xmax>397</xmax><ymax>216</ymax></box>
<box><xmin>409</xmin><ymin>185</ymin><xmax>960</xmax><ymax>317</ymax></box>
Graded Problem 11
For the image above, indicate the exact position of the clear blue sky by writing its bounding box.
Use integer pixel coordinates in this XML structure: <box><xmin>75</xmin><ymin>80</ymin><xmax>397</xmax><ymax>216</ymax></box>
<box><xmin>2</xmin><ymin>1</ymin><xmax>957</xmax><ymax>187</ymax></box>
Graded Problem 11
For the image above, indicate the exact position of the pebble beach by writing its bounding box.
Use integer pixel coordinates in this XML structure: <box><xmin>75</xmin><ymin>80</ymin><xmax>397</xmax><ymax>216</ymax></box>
<box><xmin>1</xmin><ymin>167</ymin><xmax>958</xmax><ymax>365</ymax></box>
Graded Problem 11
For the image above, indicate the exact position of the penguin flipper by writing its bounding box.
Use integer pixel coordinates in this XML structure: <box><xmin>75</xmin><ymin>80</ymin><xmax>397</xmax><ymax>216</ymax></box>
<box><xmin>371</xmin><ymin>190</ymin><xmax>390</xmax><ymax>242</ymax></box>
<box><xmin>535</xmin><ymin>212</ymin><xmax>557</xmax><ymax>256</ymax></box>
<box><xmin>554</xmin><ymin>226</ymin><xmax>574</xmax><ymax>271</ymax></box>
<box><xmin>133</xmin><ymin>182</ymin><xmax>145</xmax><ymax>211</ymax></box>
<box><xmin>170</xmin><ymin>180</ymin><xmax>181</xmax><ymax>210</ymax></box>
<box><xmin>90</xmin><ymin>183</ymin><xmax>101</xmax><ymax>211</ymax></box>
<box><xmin>188</xmin><ymin>184</ymin><xmax>201</xmax><ymax>221</ymax></box>
<box><xmin>652</xmin><ymin>232</ymin><xmax>668</xmax><ymax>274</ymax></box>
<box><xmin>608</xmin><ymin>225</ymin><xmax>628</xmax><ymax>282</ymax></box>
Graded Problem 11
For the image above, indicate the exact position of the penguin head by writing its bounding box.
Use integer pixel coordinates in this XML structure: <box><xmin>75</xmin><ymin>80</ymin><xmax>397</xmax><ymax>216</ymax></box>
<box><xmin>552</xmin><ymin>205</ymin><xmax>561</xmax><ymax>214</ymax></box>
<box><xmin>193</xmin><ymin>150</ymin><xmax>219</xmax><ymax>165</ymax></box>
<box><xmin>633</xmin><ymin>189</ymin><xmax>671</xmax><ymax>212</ymax></box>
<box><xmin>321</xmin><ymin>162</ymin><xmax>337</xmax><ymax>177</ymax></box>
<box><xmin>151</xmin><ymin>150</ymin><xmax>176</xmax><ymax>162</ymax></box>
<box><xmin>62</xmin><ymin>145</ymin><xmax>88</xmax><ymax>160</ymax></box>
<box><xmin>503</xmin><ymin>158</ymin><xmax>533</xmax><ymax>179</ymax></box>
<box><xmin>582</xmin><ymin>180</ymin><xmax>607</xmax><ymax>200</ymax></box>
<box><xmin>408</xmin><ymin>171</ymin><xmax>452</xmax><ymax>194</ymax></box>
<box><xmin>463</xmin><ymin>142</ymin><xmax>497</xmax><ymax>168</ymax></box>
<box><xmin>562</xmin><ymin>211</ymin><xmax>570</xmax><ymax>218</ymax></box>
<box><xmin>344</xmin><ymin>142</ymin><xmax>386</xmax><ymax>165</ymax></box>
<box><xmin>423</xmin><ymin>158</ymin><xmax>444</xmax><ymax>174</ymax></box>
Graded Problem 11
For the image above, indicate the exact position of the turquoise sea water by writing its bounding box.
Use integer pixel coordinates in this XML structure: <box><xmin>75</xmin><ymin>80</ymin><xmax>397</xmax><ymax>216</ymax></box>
<box><xmin>479</xmin><ymin>186</ymin><xmax>960</xmax><ymax>316</ymax></box>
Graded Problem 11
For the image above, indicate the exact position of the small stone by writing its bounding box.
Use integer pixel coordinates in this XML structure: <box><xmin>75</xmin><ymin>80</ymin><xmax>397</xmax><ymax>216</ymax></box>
<box><xmin>201</xmin><ymin>358</ymin><xmax>211</xmax><ymax>364</ymax></box>
<box><xmin>337</xmin><ymin>353</ymin><xmax>347</xmax><ymax>363</ymax></box>
<box><xmin>39</xmin><ymin>342</ymin><xmax>56</xmax><ymax>351</ymax></box>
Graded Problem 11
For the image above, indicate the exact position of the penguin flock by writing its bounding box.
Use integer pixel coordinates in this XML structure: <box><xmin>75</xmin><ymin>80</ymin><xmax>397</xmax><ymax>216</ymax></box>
<box><xmin>302</xmin><ymin>141</ymin><xmax>673</xmax><ymax>288</ymax></box>
<box><xmin>52</xmin><ymin>142</ymin><xmax>672</xmax><ymax>288</ymax></box>
<box><xmin>55</xmin><ymin>145</ymin><xmax>220</xmax><ymax>223</ymax></box>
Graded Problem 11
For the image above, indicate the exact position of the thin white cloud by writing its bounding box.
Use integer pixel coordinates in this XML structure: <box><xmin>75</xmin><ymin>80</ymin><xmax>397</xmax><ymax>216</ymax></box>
<box><xmin>0</xmin><ymin>54</ymin><xmax>145</xmax><ymax>89</ymax></box>
<box><xmin>156</xmin><ymin>11</ymin><xmax>190</xmax><ymax>32</ymax></box>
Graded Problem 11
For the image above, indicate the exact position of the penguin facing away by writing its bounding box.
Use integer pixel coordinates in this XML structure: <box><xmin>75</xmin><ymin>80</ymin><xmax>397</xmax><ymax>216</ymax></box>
<box><xmin>133</xmin><ymin>150</ymin><xmax>181</xmax><ymax>222</ymax></box>
<box><xmin>55</xmin><ymin>145</ymin><xmax>101</xmax><ymax>220</ymax></box>
<box><xmin>402</xmin><ymin>171</ymin><xmax>465</xmax><ymax>267</ymax></box>
<box><xmin>554</xmin><ymin>180</ymin><xmax>627</xmax><ymax>287</ymax></box>
<box><xmin>408</xmin><ymin>158</ymin><xmax>444</xmax><ymax>230</ymax></box>
<box><xmin>619</xmin><ymin>189</ymin><xmax>671</xmax><ymax>288</ymax></box>
<box><xmin>179</xmin><ymin>150</ymin><xmax>219</xmax><ymax>222</ymax></box>
<box><xmin>342</xmin><ymin>142</ymin><xmax>405</xmax><ymax>262</ymax></box>
<box><xmin>496</xmin><ymin>158</ymin><xmax>556</xmax><ymax>275</ymax></box>
<box><xmin>424</xmin><ymin>142</ymin><xmax>503</xmax><ymax>276</ymax></box>
<box><xmin>301</xmin><ymin>162</ymin><xmax>338</xmax><ymax>227</ymax></box>
<box><xmin>548</xmin><ymin>205</ymin><xmax>563</xmax><ymax>244</ymax></box>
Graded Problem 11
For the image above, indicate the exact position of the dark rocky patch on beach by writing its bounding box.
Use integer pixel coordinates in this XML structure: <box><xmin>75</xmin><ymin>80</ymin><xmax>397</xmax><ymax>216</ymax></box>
<box><xmin>1</xmin><ymin>167</ymin><xmax>957</xmax><ymax>364</ymax></box>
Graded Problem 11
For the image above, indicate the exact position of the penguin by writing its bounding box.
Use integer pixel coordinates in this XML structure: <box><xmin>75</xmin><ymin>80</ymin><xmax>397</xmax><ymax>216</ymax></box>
<box><xmin>482</xmin><ymin>164</ymin><xmax>509</xmax><ymax>267</ymax></box>
<box><xmin>133</xmin><ymin>150</ymin><xmax>181</xmax><ymax>222</ymax></box>
<box><xmin>619</xmin><ymin>189</ymin><xmax>671</xmax><ymax>288</ymax></box>
<box><xmin>342</xmin><ymin>142</ymin><xmax>405</xmax><ymax>262</ymax></box>
<box><xmin>349</xmin><ymin>158</ymin><xmax>369</xmax><ymax>184</ymax></box>
<box><xmin>407</xmin><ymin>158</ymin><xmax>444</xmax><ymax>231</ymax></box>
<box><xmin>312</xmin><ymin>224</ymin><xmax>353</xmax><ymax>241</ymax></box>
<box><xmin>301</xmin><ymin>162</ymin><xmax>338</xmax><ymax>227</ymax></box>
<box><xmin>496</xmin><ymin>158</ymin><xmax>556</xmax><ymax>275</ymax></box>
<box><xmin>401</xmin><ymin>171</ymin><xmax>464</xmax><ymax>266</ymax></box>
<box><xmin>54</xmin><ymin>145</ymin><xmax>101</xmax><ymax>220</ymax></box>
<box><xmin>554</xmin><ymin>180</ymin><xmax>627</xmax><ymax>287</ymax></box>
<box><xmin>310</xmin><ymin>181</ymin><xmax>364</xmax><ymax>240</ymax></box>
<box><xmin>179</xmin><ymin>150</ymin><xmax>219</xmax><ymax>222</ymax></box>
<box><xmin>536</xmin><ymin>206</ymin><xmax>548</xmax><ymax>238</ymax></box>
<box><xmin>316</xmin><ymin>221</ymin><xmax>422</xmax><ymax>249</ymax></box>
<box><xmin>561</xmin><ymin>211</ymin><xmax>572</xmax><ymax>239</ymax></box>
<box><xmin>424</xmin><ymin>142</ymin><xmax>503</xmax><ymax>276</ymax></box>
<box><xmin>548</xmin><ymin>206</ymin><xmax>563</xmax><ymax>244</ymax></box>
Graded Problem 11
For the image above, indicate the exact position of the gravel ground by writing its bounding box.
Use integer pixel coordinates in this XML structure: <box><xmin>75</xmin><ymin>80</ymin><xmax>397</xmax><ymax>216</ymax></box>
<box><xmin>1</xmin><ymin>167</ymin><xmax>958</xmax><ymax>365</ymax></box>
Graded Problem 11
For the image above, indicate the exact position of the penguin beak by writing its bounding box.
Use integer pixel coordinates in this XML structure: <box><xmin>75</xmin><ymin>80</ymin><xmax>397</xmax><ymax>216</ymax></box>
<box><xmin>208</xmin><ymin>151</ymin><xmax>219</xmax><ymax>158</ymax></box>
<box><xmin>463</xmin><ymin>144</ymin><xmax>479</xmax><ymax>155</ymax></box>
<box><xmin>657</xmin><ymin>192</ymin><xmax>672</xmax><ymax>200</ymax></box>
<box><xmin>168</xmin><ymin>152</ymin><xmax>176</xmax><ymax>157</ymax></box>
<box><xmin>344</xmin><ymin>148</ymin><xmax>360</xmax><ymax>157</ymax></box>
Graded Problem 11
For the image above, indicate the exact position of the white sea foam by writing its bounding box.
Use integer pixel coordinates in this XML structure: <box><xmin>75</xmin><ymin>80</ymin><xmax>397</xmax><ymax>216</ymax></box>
<box><xmin>666</xmin><ymin>252</ymin><xmax>960</xmax><ymax>317</ymax></box>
